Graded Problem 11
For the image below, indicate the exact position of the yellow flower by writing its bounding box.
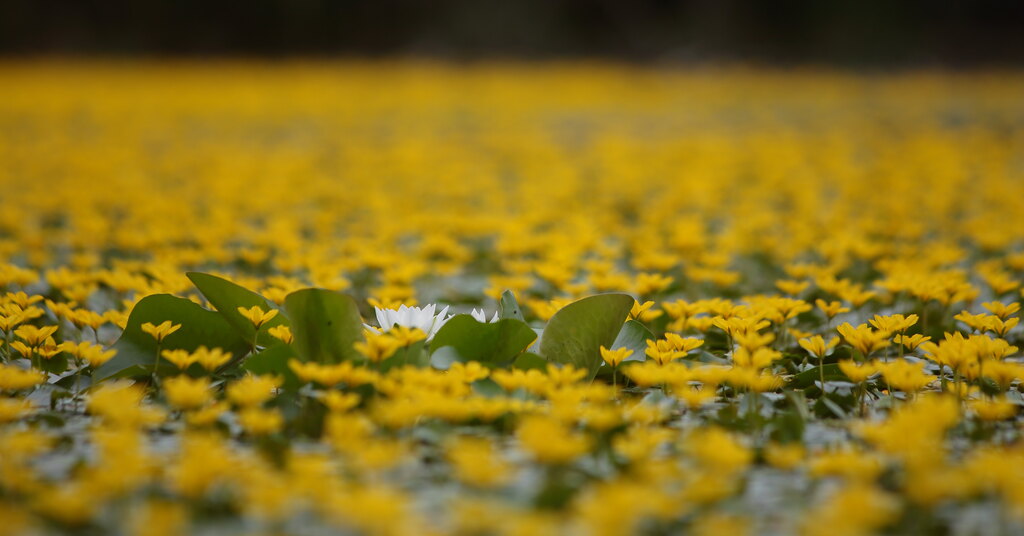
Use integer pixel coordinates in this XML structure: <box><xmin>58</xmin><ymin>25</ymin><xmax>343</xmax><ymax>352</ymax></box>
<box><xmin>629</xmin><ymin>300</ymin><xmax>656</xmax><ymax>320</ymax></box>
<box><xmin>36</xmin><ymin>340</ymin><xmax>62</xmax><ymax>359</ymax></box>
<box><xmin>676</xmin><ymin>386</ymin><xmax>717</xmax><ymax>409</ymax></box>
<box><xmin>517</xmin><ymin>415</ymin><xmax>590</xmax><ymax>464</ymax></box>
<box><xmin>0</xmin><ymin>397</ymin><xmax>31</xmax><ymax>422</ymax></box>
<box><xmin>838</xmin><ymin>360</ymin><xmax>878</xmax><ymax>383</ymax></box>
<box><xmin>163</xmin><ymin>375</ymin><xmax>211</xmax><ymax>410</ymax></box>
<box><xmin>815</xmin><ymin>299</ymin><xmax>850</xmax><ymax>320</ymax></box>
<box><xmin>0</xmin><ymin>364</ymin><xmax>47</xmax><ymax>391</ymax></box>
<box><xmin>981</xmin><ymin>301</ymin><xmax>1020</xmax><ymax>319</ymax></box>
<box><xmin>32</xmin><ymin>484</ymin><xmax>100</xmax><ymax>526</ymax></box>
<box><xmin>491</xmin><ymin>368</ymin><xmax>547</xmax><ymax>392</ymax></box>
<box><xmin>764</xmin><ymin>442</ymin><xmax>805</xmax><ymax>469</ymax></box>
<box><xmin>836</xmin><ymin>323</ymin><xmax>889</xmax><ymax>356</ymax></box>
<box><xmin>88</xmin><ymin>382</ymin><xmax>165</xmax><ymax>428</ymax></box>
<box><xmin>634</xmin><ymin>273</ymin><xmax>673</xmax><ymax>296</ymax></box>
<box><xmin>13</xmin><ymin>324</ymin><xmax>59</xmax><ymax>346</ymax></box>
<box><xmin>319</xmin><ymin>391</ymin><xmax>361</xmax><ymax>412</ymax></box>
<box><xmin>448</xmin><ymin>361</ymin><xmax>490</xmax><ymax>383</ymax></box>
<box><xmin>236</xmin><ymin>305</ymin><xmax>278</xmax><ymax>329</ymax></box>
<box><xmin>8</xmin><ymin>340</ymin><xmax>34</xmax><ymax>358</ymax></box>
<box><xmin>732</xmin><ymin>347</ymin><xmax>782</xmax><ymax>369</ymax></box>
<box><xmin>893</xmin><ymin>333</ymin><xmax>930</xmax><ymax>350</ymax></box>
<box><xmin>388</xmin><ymin>325</ymin><xmax>427</xmax><ymax>346</ymax></box>
<box><xmin>868</xmin><ymin>314</ymin><xmax>918</xmax><ymax>336</ymax></box>
<box><xmin>76</xmin><ymin>343</ymin><xmax>116</xmax><ymax>367</ymax></box>
<box><xmin>353</xmin><ymin>331</ymin><xmax>402</xmax><ymax>363</ymax></box>
<box><xmin>185</xmin><ymin>402</ymin><xmax>229</xmax><ymax>427</ymax></box>
<box><xmin>797</xmin><ymin>335</ymin><xmax>839</xmax><ymax>359</ymax></box>
<box><xmin>733</xmin><ymin>330</ymin><xmax>774</xmax><ymax>352</ymax></box>
<box><xmin>775</xmin><ymin>279</ymin><xmax>810</xmax><ymax>295</ymax></box>
<box><xmin>969</xmin><ymin>398</ymin><xmax>1016</xmax><ymax>421</ymax></box>
<box><xmin>599</xmin><ymin>345</ymin><xmax>633</xmax><ymax>367</ymax></box>
<box><xmin>227</xmin><ymin>374</ymin><xmax>283</xmax><ymax>407</ymax></box>
<box><xmin>267</xmin><ymin>324</ymin><xmax>293</xmax><ymax>344</ymax></box>
<box><xmin>161</xmin><ymin>349</ymin><xmax>196</xmax><ymax>370</ymax></box>
<box><xmin>665</xmin><ymin>332</ymin><xmax>705</xmax><ymax>353</ymax></box>
<box><xmin>683</xmin><ymin>427</ymin><xmax>752</xmax><ymax>474</ymax></box>
<box><xmin>645</xmin><ymin>339</ymin><xmax>684</xmax><ymax>365</ymax></box>
<box><xmin>237</xmin><ymin>407</ymin><xmax>284</xmax><ymax>435</ymax></box>
<box><xmin>546</xmin><ymin>363</ymin><xmax>587</xmax><ymax>385</ymax></box>
<box><xmin>446</xmin><ymin>436</ymin><xmax>511</xmax><ymax>487</ymax></box>
<box><xmin>141</xmin><ymin>321</ymin><xmax>181</xmax><ymax>343</ymax></box>
<box><xmin>877</xmin><ymin>360</ymin><xmax>936</xmax><ymax>393</ymax></box>
<box><xmin>193</xmin><ymin>346</ymin><xmax>232</xmax><ymax>371</ymax></box>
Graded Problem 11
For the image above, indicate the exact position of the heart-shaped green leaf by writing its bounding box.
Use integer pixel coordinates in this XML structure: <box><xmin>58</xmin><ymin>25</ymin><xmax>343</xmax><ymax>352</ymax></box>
<box><xmin>94</xmin><ymin>294</ymin><xmax>249</xmax><ymax>382</ymax></box>
<box><xmin>242</xmin><ymin>342</ymin><xmax>301</xmax><ymax>391</ymax></box>
<box><xmin>611</xmin><ymin>319</ymin><xmax>654</xmax><ymax>361</ymax></box>
<box><xmin>284</xmin><ymin>288</ymin><xmax>364</xmax><ymax>364</ymax></box>
<box><xmin>428</xmin><ymin>315</ymin><xmax>537</xmax><ymax>366</ymax></box>
<box><xmin>187</xmin><ymin>272</ymin><xmax>288</xmax><ymax>344</ymax></box>
<box><xmin>538</xmin><ymin>293</ymin><xmax>634</xmax><ymax>379</ymax></box>
<box><xmin>499</xmin><ymin>290</ymin><xmax>525</xmax><ymax>321</ymax></box>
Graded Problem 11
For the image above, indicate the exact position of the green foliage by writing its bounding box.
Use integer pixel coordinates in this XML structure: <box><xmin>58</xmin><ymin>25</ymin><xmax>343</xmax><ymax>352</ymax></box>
<box><xmin>499</xmin><ymin>290</ymin><xmax>526</xmax><ymax>321</ymax></box>
<box><xmin>242</xmin><ymin>343</ymin><xmax>300</xmax><ymax>391</ymax></box>
<box><xmin>94</xmin><ymin>294</ymin><xmax>249</xmax><ymax>381</ymax></box>
<box><xmin>187</xmin><ymin>272</ymin><xmax>289</xmax><ymax>344</ymax></box>
<box><xmin>790</xmin><ymin>363</ymin><xmax>846</xmax><ymax>389</ymax></box>
<box><xmin>284</xmin><ymin>288</ymin><xmax>364</xmax><ymax>364</ymax></box>
<box><xmin>429</xmin><ymin>314</ymin><xmax>537</xmax><ymax>366</ymax></box>
<box><xmin>538</xmin><ymin>293</ymin><xmax>634</xmax><ymax>379</ymax></box>
<box><xmin>512</xmin><ymin>352</ymin><xmax>548</xmax><ymax>371</ymax></box>
<box><xmin>610</xmin><ymin>319</ymin><xmax>653</xmax><ymax>361</ymax></box>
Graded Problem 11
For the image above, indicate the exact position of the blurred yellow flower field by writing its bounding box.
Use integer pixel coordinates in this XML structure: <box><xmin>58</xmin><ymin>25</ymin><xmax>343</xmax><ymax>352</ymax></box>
<box><xmin>2</xmin><ymin>62</ymin><xmax>1024</xmax><ymax>535</ymax></box>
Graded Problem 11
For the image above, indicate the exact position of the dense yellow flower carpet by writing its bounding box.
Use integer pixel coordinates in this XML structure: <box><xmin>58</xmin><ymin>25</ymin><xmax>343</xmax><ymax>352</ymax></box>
<box><xmin>2</xmin><ymin>62</ymin><xmax>1024</xmax><ymax>535</ymax></box>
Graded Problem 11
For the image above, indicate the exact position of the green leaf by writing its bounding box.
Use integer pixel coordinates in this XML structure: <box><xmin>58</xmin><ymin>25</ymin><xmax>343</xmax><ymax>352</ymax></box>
<box><xmin>186</xmin><ymin>272</ymin><xmax>288</xmax><ymax>344</ymax></box>
<box><xmin>816</xmin><ymin>394</ymin><xmax>850</xmax><ymax>419</ymax></box>
<box><xmin>94</xmin><ymin>294</ymin><xmax>249</xmax><ymax>382</ymax></box>
<box><xmin>538</xmin><ymin>293</ymin><xmax>634</xmax><ymax>380</ymax></box>
<box><xmin>472</xmin><ymin>378</ymin><xmax>504</xmax><ymax>398</ymax></box>
<box><xmin>611</xmin><ymin>319</ymin><xmax>653</xmax><ymax>361</ymax></box>
<box><xmin>512</xmin><ymin>352</ymin><xmax>548</xmax><ymax>371</ymax></box>
<box><xmin>789</xmin><ymin>363</ymin><xmax>845</xmax><ymax>389</ymax></box>
<box><xmin>38</xmin><ymin>353</ymin><xmax>69</xmax><ymax>375</ymax></box>
<box><xmin>381</xmin><ymin>340</ymin><xmax>428</xmax><ymax>372</ymax></box>
<box><xmin>242</xmin><ymin>343</ymin><xmax>301</xmax><ymax>391</ymax></box>
<box><xmin>284</xmin><ymin>288</ymin><xmax>364</xmax><ymax>364</ymax></box>
<box><xmin>428</xmin><ymin>315</ymin><xmax>537</xmax><ymax>366</ymax></box>
<box><xmin>499</xmin><ymin>290</ymin><xmax>525</xmax><ymax>321</ymax></box>
<box><xmin>430</xmin><ymin>346</ymin><xmax>463</xmax><ymax>370</ymax></box>
<box><xmin>770</xmin><ymin>391</ymin><xmax>808</xmax><ymax>443</ymax></box>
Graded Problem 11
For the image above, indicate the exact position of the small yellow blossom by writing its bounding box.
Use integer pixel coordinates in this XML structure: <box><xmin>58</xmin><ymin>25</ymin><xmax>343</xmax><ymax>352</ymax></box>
<box><xmin>353</xmin><ymin>331</ymin><xmax>402</xmax><ymax>363</ymax></box>
<box><xmin>163</xmin><ymin>375</ymin><xmax>212</xmax><ymax>410</ymax></box>
<box><xmin>237</xmin><ymin>407</ymin><xmax>284</xmax><ymax>435</ymax></box>
<box><xmin>141</xmin><ymin>321</ymin><xmax>181</xmax><ymax>343</ymax></box>
<box><xmin>236</xmin><ymin>306</ymin><xmax>278</xmax><ymax>329</ymax></box>
<box><xmin>815</xmin><ymin>299</ymin><xmax>849</xmax><ymax>320</ymax></box>
<box><xmin>599</xmin><ymin>345</ymin><xmax>633</xmax><ymax>367</ymax></box>
<box><xmin>838</xmin><ymin>360</ymin><xmax>878</xmax><ymax>383</ymax></box>
<box><xmin>13</xmin><ymin>324</ymin><xmax>59</xmax><ymax>346</ymax></box>
<box><xmin>227</xmin><ymin>374</ymin><xmax>283</xmax><ymax>407</ymax></box>
<box><xmin>798</xmin><ymin>335</ymin><xmax>839</xmax><ymax>359</ymax></box>
<box><xmin>267</xmin><ymin>324</ymin><xmax>294</xmax><ymax>344</ymax></box>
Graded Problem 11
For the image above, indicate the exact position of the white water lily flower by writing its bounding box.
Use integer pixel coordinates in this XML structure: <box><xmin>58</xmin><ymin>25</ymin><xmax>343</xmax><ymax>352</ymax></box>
<box><xmin>371</xmin><ymin>304</ymin><xmax>451</xmax><ymax>341</ymax></box>
<box><xmin>470</xmin><ymin>309</ymin><xmax>500</xmax><ymax>323</ymax></box>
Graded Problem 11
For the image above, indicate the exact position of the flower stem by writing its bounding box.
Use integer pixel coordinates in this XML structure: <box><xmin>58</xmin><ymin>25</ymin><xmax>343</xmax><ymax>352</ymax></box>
<box><xmin>819</xmin><ymin>353</ymin><xmax>825</xmax><ymax>392</ymax></box>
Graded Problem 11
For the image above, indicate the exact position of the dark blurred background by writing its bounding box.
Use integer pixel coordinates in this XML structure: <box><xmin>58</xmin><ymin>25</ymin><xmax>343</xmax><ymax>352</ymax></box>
<box><xmin>3</xmin><ymin>0</ymin><xmax>1024</xmax><ymax>66</ymax></box>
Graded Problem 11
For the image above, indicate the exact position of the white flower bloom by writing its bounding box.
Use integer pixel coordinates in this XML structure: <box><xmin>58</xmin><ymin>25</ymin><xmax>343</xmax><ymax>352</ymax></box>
<box><xmin>470</xmin><ymin>309</ymin><xmax>500</xmax><ymax>323</ymax></box>
<box><xmin>370</xmin><ymin>304</ymin><xmax>451</xmax><ymax>341</ymax></box>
